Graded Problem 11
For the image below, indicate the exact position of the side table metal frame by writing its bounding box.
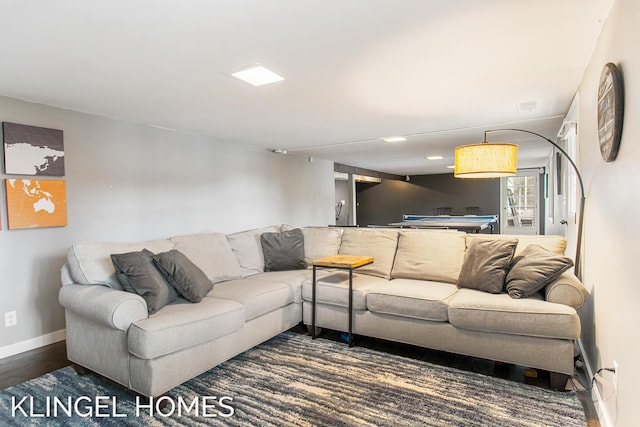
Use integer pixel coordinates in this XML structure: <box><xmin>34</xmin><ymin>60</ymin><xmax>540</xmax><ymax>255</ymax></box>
<box><xmin>311</xmin><ymin>256</ymin><xmax>373</xmax><ymax>348</ymax></box>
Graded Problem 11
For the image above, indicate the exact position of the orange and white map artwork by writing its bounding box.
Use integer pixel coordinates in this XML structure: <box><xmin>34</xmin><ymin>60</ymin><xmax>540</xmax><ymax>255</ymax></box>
<box><xmin>5</xmin><ymin>179</ymin><xmax>67</xmax><ymax>229</ymax></box>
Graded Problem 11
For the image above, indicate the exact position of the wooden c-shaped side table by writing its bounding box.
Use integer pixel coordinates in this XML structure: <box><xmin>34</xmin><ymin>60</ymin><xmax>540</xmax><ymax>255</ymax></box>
<box><xmin>311</xmin><ymin>255</ymin><xmax>374</xmax><ymax>347</ymax></box>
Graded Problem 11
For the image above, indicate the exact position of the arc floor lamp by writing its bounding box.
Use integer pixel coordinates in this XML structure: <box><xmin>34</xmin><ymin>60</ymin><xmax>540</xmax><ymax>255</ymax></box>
<box><xmin>454</xmin><ymin>128</ymin><xmax>585</xmax><ymax>279</ymax></box>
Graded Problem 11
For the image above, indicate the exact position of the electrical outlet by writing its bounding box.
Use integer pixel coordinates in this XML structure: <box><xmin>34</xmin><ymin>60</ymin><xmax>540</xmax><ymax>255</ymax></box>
<box><xmin>4</xmin><ymin>311</ymin><xmax>17</xmax><ymax>327</ymax></box>
<box><xmin>613</xmin><ymin>360</ymin><xmax>618</xmax><ymax>391</ymax></box>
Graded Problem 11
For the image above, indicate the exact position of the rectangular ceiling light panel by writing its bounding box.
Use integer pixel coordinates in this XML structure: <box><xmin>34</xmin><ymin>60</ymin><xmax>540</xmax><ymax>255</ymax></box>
<box><xmin>232</xmin><ymin>65</ymin><xmax>285</xmax><ymax>86</ymax></box>
<box><xmin>382</xmin><ymin>136</ymin><xmax>406</xmax><ymax>143</ymax></box>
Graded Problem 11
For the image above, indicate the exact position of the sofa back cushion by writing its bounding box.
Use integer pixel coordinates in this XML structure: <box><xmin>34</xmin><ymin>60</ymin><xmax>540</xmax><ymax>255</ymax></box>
<box><xmin>465</xmin><ymin>234</ymin><xmax>567</xmax><ymax>256</ymax></box>
<box><xmin>170</xmin><ymin>233</ymin><xmax>243</xmax><ymax>283</ymax></box>
<box><xmin>66</xmin><ymin>239</ymin><xmax>174</xmax><ymax>290</ymax></box>
<box><xmin>226</xmin><ymin>226</ymin><xmax>280</xmax><ymax>276</ymax></box>
<box><xmin>302</xmin><ymin>227</ymin><xmax>343</xmax><ymax>265</ymax></box>
<box><xmin>391</xmin><ymin>230</ymin><xmax>466</xmax><ymax>283</ymax></box>
<box><xmin>338</xmin><ymin>228</ymin><xmax>399</xmax><ymax>279</ymax></box>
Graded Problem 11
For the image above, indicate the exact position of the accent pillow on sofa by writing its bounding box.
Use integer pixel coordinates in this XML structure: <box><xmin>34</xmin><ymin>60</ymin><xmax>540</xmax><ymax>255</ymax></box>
<box><xmin>457</xmin><ymin>238</ymin><xmax>518</xmax><ymax>293</ymax></box>
<box><xmin>260</xmin><ymin>228</ymin><xmax>307</xmax><ymax>271</ymax></box>
<box><xmin>110</xmin><ymin>249</ymin><xmax>178</xmax><ymax>314</ymax></box>
<box><xmin>506</xmin><ymin>244</ymin><xmax>574</xmax><ymax>299</ymax></box>
<box><xmin>152</xmin><ymin>250</ymin><xmax>213</xmax><ymax>303</ymax></box>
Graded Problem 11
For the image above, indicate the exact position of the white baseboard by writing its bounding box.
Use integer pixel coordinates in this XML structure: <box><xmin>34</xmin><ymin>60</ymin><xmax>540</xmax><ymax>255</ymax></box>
<box><xmin>0</xmin><ymin>329</ymin><xmax>66</xmax><ymax>360</ymax></box>
<box><xmin>577</xmin><ymin>339</ymin><xmax>613</xmax><ymax>427</ymax></box>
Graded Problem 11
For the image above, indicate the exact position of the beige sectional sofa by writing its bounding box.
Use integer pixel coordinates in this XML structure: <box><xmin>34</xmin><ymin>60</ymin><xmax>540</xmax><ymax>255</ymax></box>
<box><xmin>58</xmin><ymin>225</ymin><xmax>587</xmax><ymax>397</ymax></box>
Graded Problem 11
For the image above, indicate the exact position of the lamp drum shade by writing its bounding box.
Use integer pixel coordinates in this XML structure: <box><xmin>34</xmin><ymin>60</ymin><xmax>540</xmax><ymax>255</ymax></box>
<box><xmin>454</xmin><ymin>143</ymin><xmax>517</xmax><ymax>178</ymax></box>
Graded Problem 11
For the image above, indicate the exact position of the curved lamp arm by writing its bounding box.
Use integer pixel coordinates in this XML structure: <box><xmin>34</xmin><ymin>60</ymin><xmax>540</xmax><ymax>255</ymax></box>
<box><xmin>485</xmin><ymin>128</ymin><xmax>585</xmax><ymax>279</ymax></box>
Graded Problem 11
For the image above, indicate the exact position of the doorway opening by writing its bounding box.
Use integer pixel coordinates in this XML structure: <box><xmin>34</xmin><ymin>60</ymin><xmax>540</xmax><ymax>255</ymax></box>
<box><xmin>501</xmin><ymin>170</ymin><xmax>542</xmax><ymax>235</ymax></box>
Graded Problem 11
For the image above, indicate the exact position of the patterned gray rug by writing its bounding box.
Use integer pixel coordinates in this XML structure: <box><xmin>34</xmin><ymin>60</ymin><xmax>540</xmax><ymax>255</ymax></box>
<box><xmin>0</xmin><ymin>331</ymin><xmax>585</xmax><ymax>426</ymax></box>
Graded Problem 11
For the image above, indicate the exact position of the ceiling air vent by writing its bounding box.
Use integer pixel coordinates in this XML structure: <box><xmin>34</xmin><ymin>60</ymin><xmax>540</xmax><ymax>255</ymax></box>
<box><xmin>517</xmin><ymin>101</ymin><xmax>537</xmax><ymax>112</ymax></box>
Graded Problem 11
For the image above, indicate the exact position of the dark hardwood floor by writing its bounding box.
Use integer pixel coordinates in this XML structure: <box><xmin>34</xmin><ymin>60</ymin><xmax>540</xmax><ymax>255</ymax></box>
<box><xmin>1</xmin><ymin>328</ymin><xmax>599</xmax><ymax>426</ymax></box>
<box><xmin>0</xmin><ymin>340</ymin><xmax>70</xmax><ymax>390</ymax></box>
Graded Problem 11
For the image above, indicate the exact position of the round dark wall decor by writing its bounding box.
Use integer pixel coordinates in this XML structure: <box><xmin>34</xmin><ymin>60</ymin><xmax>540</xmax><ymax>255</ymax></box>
<box><xmin>597</xmin><ymin>62</ymin><xmax>624</xmax><ymax>162</ymax></box>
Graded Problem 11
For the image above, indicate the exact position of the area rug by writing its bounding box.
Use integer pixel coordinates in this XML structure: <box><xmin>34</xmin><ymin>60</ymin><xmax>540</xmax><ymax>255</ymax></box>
<box><xmin>0</xmin><ymin>332</ymin><xmax>585</xmax><ymax>426</ymax></box>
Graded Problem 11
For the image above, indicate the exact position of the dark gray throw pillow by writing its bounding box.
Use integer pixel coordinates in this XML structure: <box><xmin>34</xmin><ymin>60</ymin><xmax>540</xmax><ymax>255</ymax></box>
<box><xmin>111</xmin><ymin>249</ymin><xmax>178</xmax><ymax>315</ymax></box>
<box><xmin>457</xmin><ymin>238</ymin><xmax>519</xmax><ymax>293</ymax></box>
<box><xmin>505</xmin><ymin>244</ymin><xmax>574</xmax><ymax>299</ymax></box>
<box><xmin>153</xmin><ymin>250</ymin><xmax>213</xmax><ymax>303</ymax></box>
<box><xmin>260</xmin><ymin>228</ymin><xmax>307</xmax><ymax>272</ymax></box>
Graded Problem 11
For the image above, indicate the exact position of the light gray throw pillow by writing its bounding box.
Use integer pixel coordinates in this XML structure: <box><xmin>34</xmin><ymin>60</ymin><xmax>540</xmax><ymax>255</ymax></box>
<box><xmin>506</xmin><ymin>244</ymin><xmax>574</xmax><ymax>299</ymax></box>
<box><xmin>457</xmin><ymin>238</ymin><xmax>518</xmax><ymax>293</ymax></box>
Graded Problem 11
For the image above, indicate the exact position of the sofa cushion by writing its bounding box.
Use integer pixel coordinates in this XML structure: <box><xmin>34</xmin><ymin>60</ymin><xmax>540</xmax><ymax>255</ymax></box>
<box><xmin>466</xmin><ymin>234</ymin><xmax>567</xmax><ymax>256</ymax></box>
<box><xmin>301</xmin><ymin>272</ymin><xmax>388</xmax><ymax>310</ymax></box>
<box><xmin>227</xmin><ymin>226</ymin><xmax>280</xmax><ymax>276</ymax></box>
<box><xmin>208</xmin><ymin>278</ymin><xmax>299</xmax><ymax>321</ymax></box>
<box><xmin>302</xmin><ymin>227</ymin><xmax>343</xmax><ymax>265</ymax></box>
<box><xmin>457</xmin><ymin>238</ymin><xmax>518</xmax><ymax>293</ymax></box>
<box><xmin>366</xmin><ymin>279</ymin><xmax>458</xmax><ymax>322</ymax></box>
<box><xmin>261</xmin><ymin>228</ymin><xmax>307</xmax><ymax>271</ymax></box>
<box><xmin>153</xmin><ymin>250</ymin><xmax>213</xmax><ymax>303</ymax></box>
<box><xmin>128</xmin><ymin>297</ymin><xmax>244</xmax><ymax>359</ymax></box>
<box><xmin>244</xmin><ymin>269</ymin><xmax>317</xmax><ymax>287</ymax></box>
<box><xmin>110</xmin><ymin>249</ymin><xmax>178</xmax><ymax>314</ymax></box>
<box><xmin>338</xmin><ymin>228</ymin><xmax>399</xmax><ymax>279</ymax></box>
<box><xmin>391</xmin><ymin>230</ymin><xmax>466</xmax><ymax>283</ymax></box>
<box><xmin>170</xmin><ymin>233</ymin><xmax>243</xmax><ymax>283</ymax></box>
<box><xmin>505</xmin><ymin>245</ymin><xmax>574</xmax><ymax>299</ymax></box>
<box><xmin>67</xmin><ymin>239</ymin><xmax>174</xmax><ymax>290</ymax></box>
<box><xmin>545</xmin><ymin>271</ymin><xmax>588</xmax><ymax>309</ymax></box>
<box><xmin>448</xmin><ymin>288</ymin><xmax>580</xmax><ymax>339</ymax></box>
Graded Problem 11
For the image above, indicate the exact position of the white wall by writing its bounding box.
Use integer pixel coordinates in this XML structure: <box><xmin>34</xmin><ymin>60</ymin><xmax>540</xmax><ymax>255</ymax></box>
<box><xmin>576</xmin><ymin>0</ymin><xmax>640</xmax><ymax>425</ymax></box>
<box><xmin>0</xmin><ymin>95</ymin><xmax>334</xmax><ymax>352</ymax></box>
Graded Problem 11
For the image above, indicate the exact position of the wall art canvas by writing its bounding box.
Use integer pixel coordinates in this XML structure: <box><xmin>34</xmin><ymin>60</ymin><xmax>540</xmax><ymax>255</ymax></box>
<box><xmin>2</xmin><ymin>122</ymin><xmax>65</xmax><ymax>176</ymax></box>
<box><xmin>5</xmin><ymin>179</ymin><xmax>67</xmax><ymax>229</ymax></box>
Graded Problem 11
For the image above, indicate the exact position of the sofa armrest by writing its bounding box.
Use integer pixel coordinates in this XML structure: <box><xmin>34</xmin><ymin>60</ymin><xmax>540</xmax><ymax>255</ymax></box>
<box><xmin>59</xmin><ymin>284</ymin><xmax>148</xmax><ymax>331</ymax></box>
<box><xmin>544</xmin><ymin>271</ymin><xmax>588</xmax><ymax>309</ymax></box>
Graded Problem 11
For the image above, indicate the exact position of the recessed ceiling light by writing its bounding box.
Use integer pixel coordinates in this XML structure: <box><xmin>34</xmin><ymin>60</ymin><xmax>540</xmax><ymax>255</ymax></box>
<box><xmin>382</xmin><ymin>136</ymin><xmax>406</xmax><ymax>143</ymax></box>
<box><xmin>426</xmin><ymin>155</ymin><xmax>443</xmax><ymax>160</ymax></box>
<box><xmin>446</xmin><ymin>165</ymin><xmax>455</xmax><ymax>169</ymax></box>
<box><xmin>231</xmin><ymin>65</ymin><xmax>285</xmax><ymax>86</ymax></box>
